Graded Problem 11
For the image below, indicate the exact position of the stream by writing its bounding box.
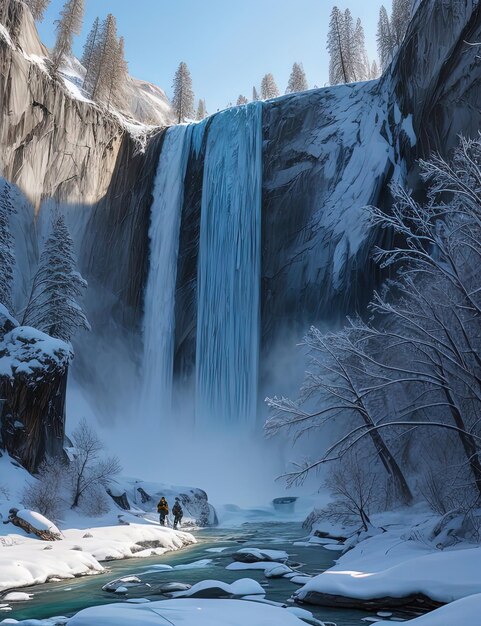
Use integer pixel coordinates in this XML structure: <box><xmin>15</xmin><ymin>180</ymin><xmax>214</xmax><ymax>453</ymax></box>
<box><xmin>4</xmin><ymin>522</ymin><xmax>398</xmax><ymax>625</ymax></box>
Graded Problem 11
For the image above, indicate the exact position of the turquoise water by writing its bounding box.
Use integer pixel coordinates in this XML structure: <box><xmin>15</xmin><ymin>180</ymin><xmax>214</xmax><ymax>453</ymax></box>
<box><xmin>3</xmin><ymin>522</ymin><xmax>402</xmax><ymax>625</ymax></box>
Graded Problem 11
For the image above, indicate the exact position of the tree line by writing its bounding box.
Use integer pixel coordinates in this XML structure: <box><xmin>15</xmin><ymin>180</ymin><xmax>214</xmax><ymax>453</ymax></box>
<box><xmin>13</xmin><ymin>0</ymin><xmax>416</xmax><ymax>124</ymax></box>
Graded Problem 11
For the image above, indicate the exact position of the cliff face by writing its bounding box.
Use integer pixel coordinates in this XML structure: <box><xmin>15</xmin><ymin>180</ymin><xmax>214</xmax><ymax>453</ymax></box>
<box><xmin>0</xmin><ymin>0</ymin><xmax>480</xmax><ymax>440</ymax></box>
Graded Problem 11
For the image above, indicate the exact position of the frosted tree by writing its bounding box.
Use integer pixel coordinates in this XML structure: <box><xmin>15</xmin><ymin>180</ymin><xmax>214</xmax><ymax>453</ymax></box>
<box><xmin>51</xmin><ymin>0</ymin><xmax>84</xmax><ymax>72</ymax></box>
<box><xmin>286</xmin><ymin>62</ymin><xmax>308</xmax><ymax>94</ymax></box>
<box><xmin>196</xmin><ymin>98</ymin><xmax>207</xmax><ymax>120</ymax></box>
<box><xmin>25</xmin><ymin>0</ymin><xmax>51</xmax><ymax>22</ymax></box>
<box><xmin>328</xmin><ymin>8</ymin><xmax>370</xmax><ymax>84</ymax></box>
<box><xmin>81</xmin><ymin>17</ymin><xmax>99</xmax><ymax>81</ymax></box>
<box><xmin>260</xmin><ymin>73</ymin><xmax>279</xmax><ymax>100</ymax></box>
<box><xmin>0</xmin><ymin>181</ymin><xmax>16</xmax><ymax>311</ymax></box>
<box><xmin>370</xmin><ymin>59</ymin><xmax>380</xmax><ymax>80</ymax></box>
<box><xmin>172</xmin><ymin>61</ymin><xmax>194</xmax><ymax>123</ymax></box>
<box><xmin>377</xmin><ymin>6</ymin><xmax>394</xmax><ymax>70</ymax></box>
<box><xmin>252</xmin><ymin>86</ymin><xmax>260</xmax><ymax>101</ymax></box>
<box><xmin>236</xmin><ymin>94</ymin><xmax>248</xmax><ymax>106</ymax></box>
<box><xmin>327</xmin><ymin>6</ymin><xmax>349</xmax><ymax>84</ymax></box>
<box><xmin>23</xmin><ymin>213</ymin><xmax>90</xmax><ymax>342</ymax></box>
<box><xmin>391</xmin><ymin>0</ymin><xmax>412</xmax><ymax>46</ymax></box>
<box><xmin>352</xmin><ymin>18</ymin><xmax>370</xmax><ymax>81</ymax></box>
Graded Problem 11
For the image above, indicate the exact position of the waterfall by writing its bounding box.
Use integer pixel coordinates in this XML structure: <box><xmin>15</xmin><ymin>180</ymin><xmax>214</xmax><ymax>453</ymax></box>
<box><xmin>141</xmin><ymin>124</ymin><xmax>193</xmax><ymax>424</ymax></box>
<box><xmin>195</xmin><ymin>103</ymin><xmax>263</xmax><ymax>427</ymax></box>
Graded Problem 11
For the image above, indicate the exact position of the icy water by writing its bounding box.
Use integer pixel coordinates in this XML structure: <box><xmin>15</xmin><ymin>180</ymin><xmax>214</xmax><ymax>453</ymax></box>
<box><xmin>5</xmin><ymin>522</ymin><xmax>397</xmax><ymax>625</ymax></box>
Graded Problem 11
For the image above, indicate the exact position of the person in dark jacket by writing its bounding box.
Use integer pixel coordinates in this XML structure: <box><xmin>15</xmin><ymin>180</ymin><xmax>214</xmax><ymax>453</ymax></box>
<box><xmin>172</xmin><ymin>497</ymin><xmax>183</xmax><ymax>530</ymax></box>
<box><xmin>157</xmin><ymin>496</ymin><xmax>169</xmax><ymax>526</ymax></box>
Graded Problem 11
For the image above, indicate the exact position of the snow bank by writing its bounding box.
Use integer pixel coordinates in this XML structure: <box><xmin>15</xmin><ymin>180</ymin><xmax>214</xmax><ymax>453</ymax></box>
<box><xmin>296</xmin><ymin>529</ymin><xmax>481</xmax><ymax>604</ymax></box>
<box><xmin>0</xmin><ymin>521</ymin><xmax>195</xmax><ymax>592</ymax></box>
<box><xmin>68</xmin><ymin>598</ymin><xmax>312</xmax><ymax>625</ymax></box>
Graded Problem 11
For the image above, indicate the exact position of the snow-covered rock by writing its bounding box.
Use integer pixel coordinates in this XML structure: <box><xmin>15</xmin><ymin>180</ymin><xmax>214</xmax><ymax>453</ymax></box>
<box><xmin>232</xmin><ymin>547</ymin><xmax>289</xmax><ymax>563</ymax></box>
<box><xmin>169</xmin><ymin>578</ymin><xmax>265</xmax><ymax>599</ymax></box>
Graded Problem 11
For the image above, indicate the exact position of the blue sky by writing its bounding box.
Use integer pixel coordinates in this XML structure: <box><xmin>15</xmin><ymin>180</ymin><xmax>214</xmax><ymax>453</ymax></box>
<box><xmin>37</xmin><ymin>0</ymin><xmax>387</xmax><ymax>112</ymax></box>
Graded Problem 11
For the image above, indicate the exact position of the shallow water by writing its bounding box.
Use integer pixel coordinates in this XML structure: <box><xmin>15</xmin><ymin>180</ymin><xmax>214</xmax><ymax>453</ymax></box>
<box><xmin>4</xmin><ymin>522</ymin><xmax>401</xmax><ymax>625</ymax></box>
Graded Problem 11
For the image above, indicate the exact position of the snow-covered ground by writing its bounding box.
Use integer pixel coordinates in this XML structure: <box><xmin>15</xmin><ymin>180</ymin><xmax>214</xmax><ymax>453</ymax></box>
<box><xmin>0</xmin><ymin>454</ymin><xmax>196</xmax><ymax>593</ymax></box>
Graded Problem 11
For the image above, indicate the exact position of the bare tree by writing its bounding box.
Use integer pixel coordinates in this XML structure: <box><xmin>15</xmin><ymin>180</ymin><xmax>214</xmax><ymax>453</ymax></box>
<box><xmin>172</xmin><ymin>61</ymin><xmax>194</xmax><ymax>123</ymax></box>
<box><xmin>266</xmin><ymin>324</ymin><xmax>413</xmax><ymax>504</ymax></box>
<box><xmin>321</xmin><ymin>453</ymin><xmax>381</xmax><ymax>531</ymax></box>
<box><xmin>22</xmin><ymin>457</ymin><xmax>67</xmax><ymax>520</ymax></box>
<box><xmin>51</xmin><ymin>0</ymin><xmax>84</xmax><ymax>73</ymax></box>
<box><xmin>69</xmin><ymin>419</ymin><xmax>121</xmax><ymax>509</ymax></box>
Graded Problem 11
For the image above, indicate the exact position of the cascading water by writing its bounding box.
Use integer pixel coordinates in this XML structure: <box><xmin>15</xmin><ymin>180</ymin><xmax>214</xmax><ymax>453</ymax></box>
<box><xmin>195</xmin><ymin>103</ymin><xmax>263</xmax><ymax>427</ymax></box>
<box><xmin>141</xmin><ymin>124</ymin><xmax>193</xmax><ymax>425</ymax></box>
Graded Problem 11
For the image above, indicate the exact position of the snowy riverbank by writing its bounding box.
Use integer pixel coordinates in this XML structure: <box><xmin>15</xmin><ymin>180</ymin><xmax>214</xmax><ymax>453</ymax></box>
<box><xmin>294</xmin><ymin>507</ymin><xmax>481</xmax><ymax>622</ymax></box>
<box><xmin>0</xmin><ymin>513</ymin><xmax>196</xmax><ymax>593</ymax></box>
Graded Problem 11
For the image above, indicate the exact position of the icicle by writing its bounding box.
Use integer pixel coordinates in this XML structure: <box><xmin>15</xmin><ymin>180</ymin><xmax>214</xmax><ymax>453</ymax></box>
<box><xmin>141</xmin><ymin>124</ymin><xmax>193</xmax><ymax>426</ymax></box>
<box><xmin>195</xmin><ymin>103</ymin><xmax>263</xmax><ymax>428</ymax></box>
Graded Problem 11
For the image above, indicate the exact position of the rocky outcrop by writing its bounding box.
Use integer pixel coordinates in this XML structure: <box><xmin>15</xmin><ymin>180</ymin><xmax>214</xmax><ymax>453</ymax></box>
<box><xmin>295</xmin><ymin>589</ymin><xmax>442</xmax><ymax>612</ymax></box>
<box><xmin>0</xmin><ymin>318</ymin><xmax>71</xmax><ymax>472</ymax></box>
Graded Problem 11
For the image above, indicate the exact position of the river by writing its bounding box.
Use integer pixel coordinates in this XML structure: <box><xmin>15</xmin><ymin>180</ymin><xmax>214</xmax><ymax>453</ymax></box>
<box><xmin>5</xmin><ymin>522</ymin><xmax>401</xmax><ymax>625</ymax></box>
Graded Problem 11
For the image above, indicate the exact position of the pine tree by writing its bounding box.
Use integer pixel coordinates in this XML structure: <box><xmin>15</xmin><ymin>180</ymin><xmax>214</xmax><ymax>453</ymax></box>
<box><xmin>107</xmin><ymin>35</ymin><xmax>128</xmax><ymax>107</ymax></box>
<box><xmin>260</xmin><ymin>73</ymin><xmax>279</xmax><ymax>100</ymax></box>
<box><xmin>51</xmin><ymin>0</ymin><xmax>84</xmax><ymax>72</ymax></box>
<box><xmin>85</xmin><ymin>14</ymin><xmax>127</xmax><ymax>108</ymax></box>
<box><xmin>370</xmin><ymin>59</ymin><xmax>380</xmax><ymax>80</ymax></box>
<box><xmin>377</xmin><ymin>5</ymin><xmax>395</xmax><ymax>70</ymax></box>
<box><xmin>23</xmin><ymin>214</ymin><xmax>90</xmax><ymax>342</ymax></box>
<box><xmin>327</xmin><ymin>6</ymin><xmax>349</xmax><ymax>85</ymax></box>
<box><xmin>0</xmin><ymin>182</ymin><xmax>16</xmax><ymax>312</ymax></box>
<box><xmin>391</xmin><ymin>0</ymin><xmax>412</xmax><ymax>46</ymax></box>
<box><xmin>25</xmin><ymin>0</ymin><xmax>51</xmax><ymax>22</ymax></box>
<box><xmin>352</xmin><ymin>18</ymin><xmax>370</xmax><ymax>81</ymax></box>
<box><xmin>286</xmin><ymin>62</ymin><xmax>308</xmax><ymax>94</ymax></box>
<box><xmin>172</xmin><ymin>61</ymin><xmax>194</xmax><ymax>123</ymax></box>
<box><xmin>252</xmin><ymin>86</ymin><xmax>259</xmax><ymax>102</ymax></box>
<box><xmin>81</xmin><ymin>17</ymin><xmax>99</xmax><ymax>82</ymax></box>
<box><xmin>236</xmin><ymin>94</ymin><xmax>248</xmax><ymax>106</ymax></box>
<box><xmin>196</xmin><ymin>98</ymin><xmax>207</xmax><ymax>120</ymax></box>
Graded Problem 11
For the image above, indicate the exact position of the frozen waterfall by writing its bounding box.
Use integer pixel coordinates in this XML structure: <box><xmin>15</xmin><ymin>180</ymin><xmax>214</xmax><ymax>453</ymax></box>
<box><xmin>141</xmin><ymin>124</ymin><xmax>193</xmax><ymax>424</ymax></box>
<box><xmin>195</xmin><ymin>103</ymin><xmax>263</xmax><ymax>427</ymax></box>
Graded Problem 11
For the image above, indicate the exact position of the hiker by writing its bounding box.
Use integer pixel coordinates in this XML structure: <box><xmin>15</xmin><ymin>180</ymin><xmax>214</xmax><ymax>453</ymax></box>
<box><xmin>157</xmin><ymin>496</ymin><xmax>169</xmax><ymax>526</ymax></box>
<box><xmin>172</xmin><ymin>497</ymin><xmax>183</xmax><ymax>530</ymax></box>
